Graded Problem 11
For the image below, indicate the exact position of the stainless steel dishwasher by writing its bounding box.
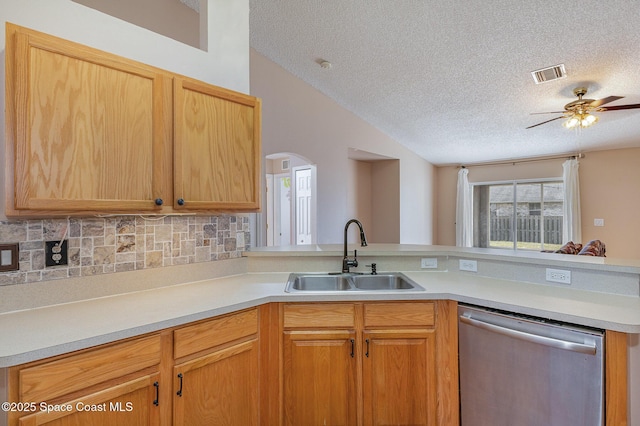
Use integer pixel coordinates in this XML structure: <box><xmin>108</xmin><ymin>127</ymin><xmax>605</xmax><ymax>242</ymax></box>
<box><xmin>458</xmin><ymin>304</ymin><xmax>604</xmax><ymax>426</ymax></box>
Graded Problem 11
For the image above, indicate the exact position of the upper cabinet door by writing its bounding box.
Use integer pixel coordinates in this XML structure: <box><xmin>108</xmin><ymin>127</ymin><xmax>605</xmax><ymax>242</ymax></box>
<box><xmin>173</xmin><ymin>77</ymin><xmax>261</xmax><ymax>212</ymax></box>
<box><xmin>5</xmin><ymin>23</ymin><xmax>173</xmax><ymax>215</ymax></box>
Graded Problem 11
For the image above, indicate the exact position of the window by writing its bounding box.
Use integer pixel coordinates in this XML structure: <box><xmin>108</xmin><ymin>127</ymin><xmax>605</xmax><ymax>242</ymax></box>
<box><xmin>473</xmin><ymin>180</ymin><xmax>564</xmax><ymax>251</ymax></box>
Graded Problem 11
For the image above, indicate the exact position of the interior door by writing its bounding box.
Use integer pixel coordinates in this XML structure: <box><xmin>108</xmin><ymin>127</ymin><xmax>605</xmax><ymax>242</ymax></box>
<box><xmin>292</xmin><ymin>166</ymin><xmax>316</xmax><ymax>245</ymax></box>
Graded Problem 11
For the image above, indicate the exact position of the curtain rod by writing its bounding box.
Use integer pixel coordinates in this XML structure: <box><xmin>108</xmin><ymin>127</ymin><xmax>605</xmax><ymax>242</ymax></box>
<box><xmin>459</xmin><ymin>152</ymin><xmax>584</xmax><ymax>169</ymax></box>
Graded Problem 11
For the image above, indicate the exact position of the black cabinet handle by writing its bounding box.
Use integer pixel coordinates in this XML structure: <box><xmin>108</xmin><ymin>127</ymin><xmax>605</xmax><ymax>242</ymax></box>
<box><xmin>177</xmin><ymin>198</ymin><xmax>185</xmax><ymax>206</ymax></box>
<box><xmin>365</xmin><ymin>339</ymin><xmax>370</xmax><ymax>357</ymax></box>
<box><xmin>177</xmin><ymin>373</ymin><xmax>183</xmax><ymax>397</ymax></box>
<box><xmin>153</xmin><ymin>381</ymin><xmax>159</xmax><ymax>406</ymax></box>
<box><xmin>350</xmin><ymin>339</ymin><xmax>355</xmax><ymax>358</ymax></box>
<box><xmin>154</xmin><ymin>198</ymin><xmax>163</xmax><ymax>206</ymax></box>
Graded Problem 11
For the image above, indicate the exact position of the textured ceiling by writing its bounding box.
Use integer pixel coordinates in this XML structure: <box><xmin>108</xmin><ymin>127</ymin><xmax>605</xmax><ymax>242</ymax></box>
<box><xmin>249</xmin><ymin>0</ymin><xmax>640</xmax><ymax>165</ymax></box>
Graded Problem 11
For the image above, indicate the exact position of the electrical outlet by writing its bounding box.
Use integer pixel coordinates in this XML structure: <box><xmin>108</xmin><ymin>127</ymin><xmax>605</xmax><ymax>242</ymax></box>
<box><xmin>421</xmin><ymin>258</ymin><xmax>438</xmax><ymax>269</ymax></box>
<box><xmin>45</xmin><ymin>240</ymin><xmax>68</xmax><ymax>267</ymax></box>
<box><xmin>459</xmin><ymin>259</ymin><xmax>477</xmax><ymax>272</ymax></box>
<box><xmin>594</xmin><ymin>218</ymin><xmax>605</xmax><ymax>227</ymax></box>
<box><xmin>546</xmin><ymin>268</ymin><xmax>571</xmax><ymax>284</ymax></box>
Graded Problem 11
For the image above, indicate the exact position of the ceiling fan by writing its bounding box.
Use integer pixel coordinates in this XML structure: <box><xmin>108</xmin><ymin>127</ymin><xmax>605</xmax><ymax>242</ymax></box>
<box><xmin>527</xmin><ymin>87</ymin><xmax>640</xmax><ymax>129</ymax></box>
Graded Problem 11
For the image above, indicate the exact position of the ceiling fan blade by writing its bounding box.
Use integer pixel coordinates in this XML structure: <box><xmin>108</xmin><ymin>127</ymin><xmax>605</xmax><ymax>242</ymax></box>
<box><xmin>526</xmin><ymin>116</ymin><xmax>564</xmax><ymax>129</ymax></box>
<box><xmin>530</xmin><ymin>111</ymin><xmax>566</xmax><ymax>115</ymax></box>
<box><xmin>590</xmin><ymin>96</ymin><xmax>624</xmax><ymax>108</ymax></box>
<box><xmin>600</xmin><ymin>103</ymin><xmax>640</xmax><ymax>111</ymax></box>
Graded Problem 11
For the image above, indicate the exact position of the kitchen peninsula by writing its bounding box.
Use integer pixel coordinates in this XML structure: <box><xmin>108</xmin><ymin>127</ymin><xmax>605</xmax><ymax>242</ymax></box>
<box><xmin>0</xmin><ymin>244</ymin><xmax>638</xmax><ymax>425</ymax></box>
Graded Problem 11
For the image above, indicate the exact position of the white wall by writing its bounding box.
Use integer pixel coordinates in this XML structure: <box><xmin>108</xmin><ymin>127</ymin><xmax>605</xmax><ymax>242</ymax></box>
<box><xmin>371</xmin><ymin>160</ymin><xmax>400</xmax><ymax>243</ymax></box>
<box><xmin>0</xmin><ymin>0</ymin><xmax>250</xmax><ymax>220</ymax></box>
<box><xmin>0</xmin><ymin>0</ymin><xmax>248</xmax><ymax>90</ymax></box>
<box><xmin>348</xmin><ymin>160</ymin><xmax>373</xmax><ymax>241</ymax></box>
<box><xmin>250</xmin><ymin>49</ymin><xmax>435</xmax><ymax>244</ymax></box>
<box><xmin>72</xmin><ymin>0</ymin><xmax>201</xmax><ymax>49</ymax></box>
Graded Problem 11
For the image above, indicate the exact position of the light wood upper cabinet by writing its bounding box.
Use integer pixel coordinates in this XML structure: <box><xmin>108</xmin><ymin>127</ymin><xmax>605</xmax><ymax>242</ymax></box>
<box><xmin>5</xmin><ymin>23</ymin><xmax>172</xmax><ymax>215</ymax></box>
<box><xmin>174</xmin><ymin>77</ymin><xmax>261</xmax><ymax>211</ymax></box>
<box><xmin>4</xmin><ymin>23</ymin><xmax>261</xmax><ymax>217</ymax></box>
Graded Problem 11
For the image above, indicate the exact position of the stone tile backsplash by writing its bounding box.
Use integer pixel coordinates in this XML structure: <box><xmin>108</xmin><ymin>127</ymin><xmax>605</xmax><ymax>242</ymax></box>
<box><xmin>0</xmin><ymin>215</ymin><xmax>251</xmax><ymax>286</ymax></box>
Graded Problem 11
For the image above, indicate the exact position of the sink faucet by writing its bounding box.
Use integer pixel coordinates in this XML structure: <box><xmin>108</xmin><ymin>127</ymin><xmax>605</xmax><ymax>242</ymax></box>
<box><xmin>342</xmin><ymin>219</ymin><xmax>368</xmax><ymax>273</ymax></box>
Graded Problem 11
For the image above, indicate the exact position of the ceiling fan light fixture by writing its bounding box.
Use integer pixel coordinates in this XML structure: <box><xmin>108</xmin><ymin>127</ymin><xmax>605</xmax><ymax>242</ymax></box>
<box><xmin>563</xmin><ymin>112</ymin><xmax>598</xmax><ymax>129</ymax></box>
<box><xmin>581</xmin><ymin>113</ymin><xmax>598</xmax><ymax>127</ymax></box>
<box><xmin>528</xmin><ymin>86</ymin><xmax>640</xmax><ymax>130</ymax></box>
<box><xmin>563</xmin><ymin>116</ymin><xmax>580</xmax><ymax>129</ymax></box>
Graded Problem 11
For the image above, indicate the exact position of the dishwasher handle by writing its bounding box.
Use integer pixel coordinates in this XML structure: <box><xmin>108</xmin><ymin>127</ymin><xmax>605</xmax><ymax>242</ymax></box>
<box><xmin>459</xmin><ymin>314</ymin><xmax>597</xmax><ymax>355</ymax></box>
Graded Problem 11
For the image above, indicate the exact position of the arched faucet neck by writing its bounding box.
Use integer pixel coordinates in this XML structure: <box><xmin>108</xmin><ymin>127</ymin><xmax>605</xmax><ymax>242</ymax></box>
<box><xmin>342</xmin><ymin>219</ymin><xmax>368</xmax><ymax>273</ymax></box>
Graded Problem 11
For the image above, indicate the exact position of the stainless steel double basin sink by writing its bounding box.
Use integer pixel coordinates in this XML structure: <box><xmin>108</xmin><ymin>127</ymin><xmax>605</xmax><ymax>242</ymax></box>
<box><xmin>285</xmin><ymin>272</ymin><xmax>425</xmax><ymax>292</ymax></box>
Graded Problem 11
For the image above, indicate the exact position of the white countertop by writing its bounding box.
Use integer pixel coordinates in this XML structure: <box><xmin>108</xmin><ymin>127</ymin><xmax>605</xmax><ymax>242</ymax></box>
<box><xmin>2</xmin><ymin>266</ymin><xmax>640</xmax><ymax>368</ymax></box>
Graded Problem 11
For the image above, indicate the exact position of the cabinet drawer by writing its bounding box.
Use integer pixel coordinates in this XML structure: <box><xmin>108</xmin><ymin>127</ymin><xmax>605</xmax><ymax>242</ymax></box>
<box><xmin>174</xmin><ymin>308</ymin><xmax>258</xmax><ymax>359</ymax></box>
<box><xmin>283</xmin><ymin>303</ymin><xmax>355</xmax><ymax>328</ymax></box>
<box><xmin>19</xmin><ymin>334</ymin><xmax>161</xmax><ymax>403</ymax></box>
<box><xmin>364</xmin><ymin>302</ymin><xmax>435</xmax><ymax>328</ymax></box>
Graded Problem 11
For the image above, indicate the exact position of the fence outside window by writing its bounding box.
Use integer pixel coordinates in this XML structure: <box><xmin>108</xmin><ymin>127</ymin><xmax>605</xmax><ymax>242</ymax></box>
<box><xmin>490</xmin><ymin>216</ymin><xmax>563</xmax><ymax>246</ymax></box>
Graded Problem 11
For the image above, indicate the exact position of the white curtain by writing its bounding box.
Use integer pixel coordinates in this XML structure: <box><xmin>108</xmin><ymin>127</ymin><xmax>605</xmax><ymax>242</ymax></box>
<box><xmin>562</xmin><ymin>158</ymin><xmax>581</xmax><ymax>243</ymax></box>
<box><xmin>456</xmin><ymin>168</ymin><xmax>473</xmax><ymax>247</ymax></box>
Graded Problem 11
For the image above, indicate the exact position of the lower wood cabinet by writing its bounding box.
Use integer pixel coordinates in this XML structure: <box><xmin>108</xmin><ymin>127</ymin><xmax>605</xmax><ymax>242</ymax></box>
<box><xmin>283</xmin><ymin>330</ymin><xmax>358</xmax><ymax>425</ymax></box>
<box><xmin>362</xmin><ymin>329</ymin><xmax>436</xmax><ymax>425</ymax></box>
<box><xmin>17</xmin><ymin>373</ymin><xmax>161</xmax><ymax>426</ymax></box>
<box><xmin>172</xmin><ymin>308</ymin><xmax>260</xmax><ymax>425</ymax></box>
<box><xmin>173</xmin><ymin>340</ymin><xmax>259</xmax><ymax>425</ymax></box>
<box><xmin>280</xmin><ymin>301</ymin><xmax>451</xmax><ymax>426</ymax></box>
<box><xmin>7</xmin><ymin>301</ymin><xmax>451</xmax><ymax>426</ymax></box>
<box><xmin>6</xmin><ymin>307</ymin><xmax>261</xmax><ymax>426</ymax></box>
<box><xmin>2</xmin><ymin>299</ymin><xmax>631</xmax><ymax>426</ymax></box>
<box><xmin>8</xmin><ymin>335</ymin><xmax>164</xmax><ymax>426</ymax></box>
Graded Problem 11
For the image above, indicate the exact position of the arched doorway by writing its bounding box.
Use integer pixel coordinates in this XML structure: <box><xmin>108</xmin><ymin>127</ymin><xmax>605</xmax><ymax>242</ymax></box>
<box><xmin>261</xmin><ymin>153</ymin><xmax>317</xmax><ymax>247</ymax></box>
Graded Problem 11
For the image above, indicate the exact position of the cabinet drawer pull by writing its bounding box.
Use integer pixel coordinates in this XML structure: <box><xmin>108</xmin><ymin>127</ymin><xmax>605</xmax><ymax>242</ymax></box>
<box><xmin>177</xmin><ymin>198</ymin><xmax>185</xmax><ymax>206</ymax></box>
<box><xmin>350</xmin><ymin>339</ymin><xmax>355</xmax><ymax>358</ymax></box>
<box><xmin>154</xmin><ymin>198</ymin><xmax>163</xmax><ymax>206</ymax></box>
<box><xmin>153</xmin><ymin>381</ymin><xmax>159</xmax><ymax>406</ymax></box>
<box><xmin>365</xmin><ymin>338</ymin><xmax>370</xmax><ymax>357</ymax></box>
<box><xmin>177</xmin><ymin>373</ymin><xmax>183</xmax><ymax>397</ymax></box>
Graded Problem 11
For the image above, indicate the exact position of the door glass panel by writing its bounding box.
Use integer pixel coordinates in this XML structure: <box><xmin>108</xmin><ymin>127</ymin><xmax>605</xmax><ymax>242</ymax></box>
<box><xmin>543</xmin><ymin>182</ymin><xmax>564</xmax><ymax>251</ymax></box>
<box><xmin>489</xmin><ymin>184</ymin><xmax>514</xmax><ymax>249</ymax></box>
<box><xmin>515</xmin><ymin>183</ymin><xmax>542</xmax><ymax>250</ymax></box>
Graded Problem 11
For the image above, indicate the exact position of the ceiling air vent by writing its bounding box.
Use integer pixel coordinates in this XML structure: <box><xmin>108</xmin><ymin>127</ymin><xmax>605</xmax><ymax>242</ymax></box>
<box><xmin>531</xmin><ymin>64</ymin><xmax>567</xmax><ymax>84</ymax></box>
